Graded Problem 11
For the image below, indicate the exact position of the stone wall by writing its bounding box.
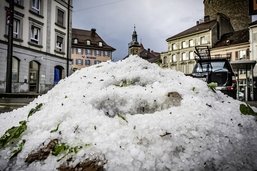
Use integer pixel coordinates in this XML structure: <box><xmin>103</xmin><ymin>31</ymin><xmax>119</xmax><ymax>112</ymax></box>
<box><xmin>204</xmin><ymin>0</ymin><xmax>250</xmax><ymax>31</ymax></box>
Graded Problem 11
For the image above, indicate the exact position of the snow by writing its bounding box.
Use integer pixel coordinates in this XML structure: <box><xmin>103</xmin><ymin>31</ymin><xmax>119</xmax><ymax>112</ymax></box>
<box><xmin>0</xmin><ymin>55</ymin><xmax>257</xmax><ymax>170</ymax></box>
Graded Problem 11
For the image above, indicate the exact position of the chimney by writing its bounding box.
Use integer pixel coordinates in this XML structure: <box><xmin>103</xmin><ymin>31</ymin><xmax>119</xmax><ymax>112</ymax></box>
<box><xmin>196</xmin><ymin>21</ymin><xmax>200</xmax><ymax>25</ymax></box>
<box><xmin>148</xmin><ymin>48</ymin><xmax>150</xmax><ymax>52</ymax></box>
<box><xmin>204</xmin><ymin>15</ymin><xmax>210</xmax><ymax>22</ymax></box>
<box><xmin>91</xmin><ymin>28</ymin><xmax>96</xmax><ymax>36</ymax></box>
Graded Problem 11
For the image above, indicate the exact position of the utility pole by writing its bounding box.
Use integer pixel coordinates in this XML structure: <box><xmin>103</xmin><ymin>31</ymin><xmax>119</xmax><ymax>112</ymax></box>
<box><xmin>6</xmin><ymin>0</ymin><xmax>14</xmax><ymax>93</ymax></box>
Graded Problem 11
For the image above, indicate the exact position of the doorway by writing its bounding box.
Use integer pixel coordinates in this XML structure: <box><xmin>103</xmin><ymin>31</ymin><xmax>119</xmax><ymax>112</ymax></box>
<box><xmin>29</xmin><ymin>61</ymin><xmax>40</xmax><ymax>92</ymax></box>
<box><xmin>54</xmin><ymin>65</ymin><xmax>64</xmax><ymax>84</ymax></box>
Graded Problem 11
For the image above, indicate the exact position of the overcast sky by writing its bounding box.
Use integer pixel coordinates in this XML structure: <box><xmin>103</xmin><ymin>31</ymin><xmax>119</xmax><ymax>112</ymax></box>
<box><xmin>72</xmin><ymin>0</ymin><xmax>204</xmax><ymax>61</ymax></box>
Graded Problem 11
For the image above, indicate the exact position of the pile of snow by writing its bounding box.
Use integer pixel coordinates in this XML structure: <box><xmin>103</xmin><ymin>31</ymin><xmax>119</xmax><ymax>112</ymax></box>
<box><xmin>0</xmin><ymin>55</ymin><xmax>257</xmax><ymax>171</ymax></box>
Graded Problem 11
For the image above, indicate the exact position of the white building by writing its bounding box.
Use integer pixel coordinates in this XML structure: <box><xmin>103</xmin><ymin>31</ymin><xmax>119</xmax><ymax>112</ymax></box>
<box><xmin>0</xmin><ymin>0</ymin><xmax>72</xmax><ymax>94</ymax></box>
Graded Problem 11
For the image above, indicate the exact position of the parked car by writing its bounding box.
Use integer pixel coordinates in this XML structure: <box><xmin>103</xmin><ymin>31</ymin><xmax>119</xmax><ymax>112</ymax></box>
<box><xmin>191</xmin><ymin>58</ymin><xmax>237</xmax><ymax>98</ymax></box>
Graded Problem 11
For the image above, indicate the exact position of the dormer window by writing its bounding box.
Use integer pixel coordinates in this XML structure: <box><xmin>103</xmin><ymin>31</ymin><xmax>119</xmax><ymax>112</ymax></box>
<box><xmin>98</xmin><ymin>41</ymin><xmax>103</xmax><ymax>47</ymax></box>
<box><xmin>86</xmin><ymin>40</ymin><xmax>90</xmax><ymax>45</ymax></box>
<box><xmin>73</xmin><ymin>38</ymin><xmax>78</xmax><ymax>44</ymax></box>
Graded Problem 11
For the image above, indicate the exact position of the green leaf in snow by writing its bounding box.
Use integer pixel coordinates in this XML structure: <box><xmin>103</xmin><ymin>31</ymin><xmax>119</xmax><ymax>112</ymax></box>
<box><xmin>240</xmin><ymin>104</ymin><xmax>257</xmax><ymax>116</ymax></box>
<box><xmin>0</xmin><ymin>121</ymin><xmax>27</xmax><ymax>149</ymax></box>
<box><xmin>28</xmin><ymin>103</ymin><xmax>43</xmax><ymax>118</ymax></box>
<box><xmin>10</xmin><ymin>139</ymin><xmax>26</xmax><ymax>159</ymax></box>
<box><xmin>50</xmin><ymin>123</ymin><xmax>61</xmax><ymax>133</ymax></box>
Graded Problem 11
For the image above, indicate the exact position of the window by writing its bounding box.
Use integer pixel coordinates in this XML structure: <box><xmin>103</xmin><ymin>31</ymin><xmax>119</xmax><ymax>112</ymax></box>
<box><xmin>85</xmin><ymin>60</ymin><xmax>91</xmax><ymax>65</ymax></box>
<box><xmin>76</xmin><ymin>59</ymin><xmax>83</xmax><ymax>65</ymax></box>
<box><xmin>86</xmin><ymin>40</ymin><xmax>90</xmax><ymax>45</ymax></box>
<box><xmin>30</xmin><ymin>25</ymin><xmax>40</xmax><ymax>44</ymax></box>
<box><xmin>5</xmin><ymin>10</ymin><xmax>23</xmax><ymax>40</ymax></box>
<box><xmin>12</xmin><ymin>57</ymin><xmax>19</xmax><ymax>82</ymax></box>
<box><xmin>77</xmin><ymin>48</ymin><xmax>82</xmax><ymax>54</ymax></box>
<box><xmin>95</xmin><ymin>50</ymin><xmax>101</xmax><ymax>56</ymax></box>
<box><xmin>86</xmin><ymin>49</ymin><xmax>91</xmax><ymax>55</ymax></box>
<box><xmin>13</xmin><ymin>19</ymin><xmax>20</xmax><ymax>39</ymax></box>
<box><xmin>189</xmin><ymin>51</ymin><xmax>194</xmax><ymax>60</ymax></box>
<box><xmin>236</xmin><ymin>50</ymin><xmax>247</xmax><ymax>60</ymax></box>
<box><xmin>182</xmin><ymin>52</ymin><xmax>188</xmax><ymax>61</ymax></box>
<box><xmin>172</xmin><ymin>54</ymin><xmax>176</xmax><ymax>62</ymax></box>
<box><xmin>103</xmin><ymin>51</ymin><xmax>108</xmax><ymax>56</ymax></box>
<box><xmin>29</xmin><ymin>19</ymin><xmax>43</xmax><ymax>46</ymax></box>
<box><xmin>94</xmin><ymin>60</ymin><xmax>101</xmax><ymax>64</ymax></box>
<box><xmin>56</xmin><ymin>35</ymin><xmax>64</xmax><ymax>52</ymax></box>
<box><xmin>31</xmin><ymin>0</ymin><xmax>40</xmax><ymax>14</ymax></box>
<box><xmin>56</xmin><ymin>8</ymin><xmax>65</xmax><ymax>27</ymax></box>
<box><xmin>73</xmin><ymin>38</ymin><xmax>78</xmax><ymax>44</ymax></box>
<box><xmin>14</xmin><ymin>0</ymin><xmax>23</xmax><ymax>6</ymax></box>
<box><xmin>189</xmin><ymin>39</ymin><xmax>194</xmax><ymax>47</ymax></box>
<box><xmin>98</xmin><ymin>42</ymin><xmax>103</xmax><ymax>47</ymax></box>
<box><xmin>182</xmin><ymin>41</ymin><xmax>187</xmax><ymax>48</ymax></box>
<box><xmin>172</xmin><ymin>43</ymin><xmax>177</xmax><ymax>50</ymax></box>
<box><xmin>226</xmin><ymin>52</ymin><xmax>232</xmax><ymax>59</ymax></box>
<box><xmin>163</xmin><ymin>57</ymin><xmax>167</xmax><ymax>64</ymax></box>
<box><xmin>200</xmin><ymin>36</ymin><xmax>207</xmax><ymax>44</ymax></box>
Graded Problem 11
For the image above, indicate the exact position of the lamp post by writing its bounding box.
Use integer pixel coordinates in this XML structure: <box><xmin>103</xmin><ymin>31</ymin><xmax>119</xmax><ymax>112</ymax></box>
<box><xmin>6</xmin><ymin>0</ymin><xmax>14</xmax><ymax>93</ymax></box>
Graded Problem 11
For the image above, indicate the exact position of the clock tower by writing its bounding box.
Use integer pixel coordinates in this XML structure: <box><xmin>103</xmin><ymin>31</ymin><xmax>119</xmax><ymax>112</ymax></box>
<box><xmin>128</xmin><ymin>26</ymin><xmax>141</xmax><ymax>55</ymax></box>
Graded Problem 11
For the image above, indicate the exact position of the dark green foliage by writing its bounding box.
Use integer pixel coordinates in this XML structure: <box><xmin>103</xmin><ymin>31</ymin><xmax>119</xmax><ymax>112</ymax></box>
<box><xmin>10</xmin><ymin>139</ymin><xmax>26</xmax><ymax>159</ymax></box>
<box><xmin>28</xmin><ymin>103</ymin><xmax>43</xmax><ymax>118</ymax></box>
<box><xmin>0</xmin><ymin>121</ymin><xmax>27</xmax><ymax>149</ymax></box>
<box><xmin>240</xmin><ymin>104</ymin><xmax>257</xmax><ymax>116</ymax></box>
<box><xmin>52</xmin><ymin>143</ymin><xmax>69</xmax><ymax>156</ymax></box>
<box><xmin>50</xmin><ymin>123</ymin><xmax>61</xmax><ymax>133</ymax></box>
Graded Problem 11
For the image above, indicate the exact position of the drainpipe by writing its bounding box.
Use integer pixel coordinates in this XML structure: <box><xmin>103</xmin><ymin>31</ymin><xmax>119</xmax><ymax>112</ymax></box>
<box><xmin>6</xmin><ymin>0</ymin><xmax>14</xmax><ymax>93</ymax></box>
<box><xmin>66</xmin><ymin>0</ymin><xmax>71</xmax><ymax>77</ymax></box>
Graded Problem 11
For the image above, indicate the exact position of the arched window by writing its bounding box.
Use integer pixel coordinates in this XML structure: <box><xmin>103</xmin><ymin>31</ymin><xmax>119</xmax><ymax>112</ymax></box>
<box><xmin>73</xmin><ymin>38</ymin><xmax>78</xmax><ymax>44</ymax></box>
<box><xmin>12</xmin><ymin>57</ymin><xmax>20</xmax><ymax>82</ymax></box>
<box><xmin>54</xmin><ymin>65</ymin><xmax>64</xmax><ymax>84</ymax></box>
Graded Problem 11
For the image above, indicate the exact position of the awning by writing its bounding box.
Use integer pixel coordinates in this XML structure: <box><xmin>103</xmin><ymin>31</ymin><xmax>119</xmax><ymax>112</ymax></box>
<box><xmin>230</xmin><ymin>60</ymin><xmax>256</xmax><ymax>70</ymax></box>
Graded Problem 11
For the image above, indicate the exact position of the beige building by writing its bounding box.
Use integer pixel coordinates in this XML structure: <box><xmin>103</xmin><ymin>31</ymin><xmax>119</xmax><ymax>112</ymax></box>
<box><xmin>71</xmin><ymin>28</ymin><xmax>115</xmax><ymax>70</ymax></box>
<box><xmin>0</xmin><ymin>0</ymin><xmax>72</xmax><ymax>93</ymax></box>
<box><xmin>161</xmin><ymin>14</ymin><xmax>234</xmax><ymax>75</ymax></box>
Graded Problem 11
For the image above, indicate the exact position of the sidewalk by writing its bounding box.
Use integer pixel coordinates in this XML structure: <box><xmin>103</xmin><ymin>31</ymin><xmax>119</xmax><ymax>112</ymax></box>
<box><xmin>0</xmin><ymin>93</ymin><xmax>38</xmax><ymax>113</ymax></box>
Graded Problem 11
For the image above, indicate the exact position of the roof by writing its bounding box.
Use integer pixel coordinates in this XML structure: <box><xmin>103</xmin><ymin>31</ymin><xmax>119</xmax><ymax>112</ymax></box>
<box><xmin>72</xmin><ymin>28</ymin><xmax>116</xmax><ymax>51</ymax></box>
<box><xmin>213</xmin><ymin>29</ymin><xmax>249</xmax><ymax>48</ymax></box>
<box><xmin>166</xmin><ymin>20</ymin><xmax>217</xmax><ymax>41</ymax></box>
<box><xmin>139</xmin><ymin>44</ymin><xmax>160</xmax><ymax>63</ymax></box>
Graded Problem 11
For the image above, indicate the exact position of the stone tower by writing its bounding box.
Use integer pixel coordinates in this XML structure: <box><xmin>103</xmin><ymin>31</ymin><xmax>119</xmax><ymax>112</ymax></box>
<box><xmin>204</xmin><ymin>0</ymin><xmax>251</xmax><ymax>31</ymax></box>
<box><xmin>128</xmin><ymin>26</ymin><xmax>141</xmax><ymax>55</ymax></box>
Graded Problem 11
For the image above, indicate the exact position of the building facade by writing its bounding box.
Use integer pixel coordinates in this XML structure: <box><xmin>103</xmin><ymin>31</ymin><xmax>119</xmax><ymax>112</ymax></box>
<box><xmin>0</xmin><ymin>0</ymin><xmax>72</xmax><ymax>94</ymax></box>
<box><xmin>71</xmin><ymin>28</ymin><xmax>115</xmax><ymax>70</ymax></box>
<box><xmin>161</xmin><ymin>14</ymin><xmax>234</xmax><ymax>75</ymax></box>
